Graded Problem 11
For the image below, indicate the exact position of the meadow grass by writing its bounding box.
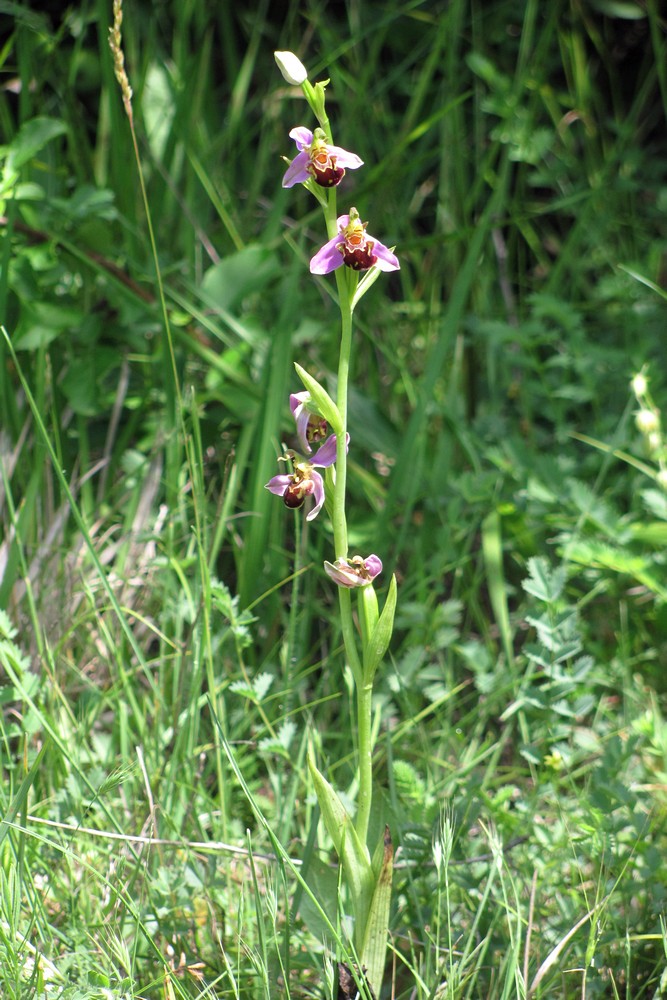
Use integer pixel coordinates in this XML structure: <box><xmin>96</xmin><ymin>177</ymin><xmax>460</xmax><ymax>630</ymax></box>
<box><xmin>1</xmin><ymin>1</ymin><xmax>667</xmax><ymax>997</ymax></box>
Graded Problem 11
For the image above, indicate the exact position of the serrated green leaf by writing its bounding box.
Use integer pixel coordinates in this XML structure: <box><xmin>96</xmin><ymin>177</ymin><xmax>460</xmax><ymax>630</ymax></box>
<box><xmin>258</xmin><ymin>719</ymin><xmax>297</xmax><ymax>756</ymax></box>
<box><xmin>0</xmin><ymin>609</ymin><xmax>18</xmax><ymax>641</ymax></box>
<box><xmin>522</xmin><ymin>556</ymin><xmax>566</xmax><ymax>603</ymax></box>
<box><xmin>565</xmin><ymin>539</ymin><xmax>667</xmax><ymax>600</ymax></box>
<box><xmin>229</xmin><ymin>671</ymin><xmax>273</xmax><ymax>703</ymax></box>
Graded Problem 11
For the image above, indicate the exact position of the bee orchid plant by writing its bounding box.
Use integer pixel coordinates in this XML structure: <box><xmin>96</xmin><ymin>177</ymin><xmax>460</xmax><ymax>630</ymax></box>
<box><xmin>271</xmin><ymin>51</ymin><xmax>400</xmax><ymax>998</ymax></box>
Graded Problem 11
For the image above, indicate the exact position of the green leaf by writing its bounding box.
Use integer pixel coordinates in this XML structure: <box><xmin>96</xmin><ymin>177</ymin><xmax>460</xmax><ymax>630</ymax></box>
<box><xmin>630</xmin><ymin>522</ymin><xmax>667</xmax><ymax>546</ymax></box>
<box><xmin>200</xmin><ymin>245</ymin><xmax>280</xmax><ymax>313</ymax></box>
<box><xmin>296</xmin><ymin>854</ymin><xmax>339</xmax><ymax>944</ymax></box>
<box><xmin>351</xmin><ymin>264</ymin><xmax>384</xmax><ymax>310</ymax></box>
<box><xmin>293</xmin><ymin>362</ymin><xmax>342</xmax><ymax>435</ymax></box>
<box><xmin>0</xmin><ymin>608</ymin><xmax>18</xmax><ymax>640</ymax></box>
<box><xmin>565</xmin><ymin>539</ymin><xmax>667</xmax><ymax>600</ymax></box>
<box><xmin>141</xmin><ymin>62</ymin><xmax>175</xmax><ymax>162</ymax></box>
<box><xmin>229</xmin><ymin>672</ymin><xmax>273</xmax><ymax>703</ymax></box>
<box><xmin>13</xmin><ymin>302</ymin><xmax>88</xmax><ymax>351</ymax></box>
<box><xmin>0</xmin><ymin>745</ymin><xmax>47</xmax><ymax>851</ymax></box>
<box><xmin>4</xmin><ymin>116</ymin><xmax>67</xmax><ymax>173</ymax></box>
<box><xmin>360</xmin><ymin>826</ymin><xmax>394</xmax><ymax>997</ymax></box>
<box><xmin>589</xmin><ymin>0</ymin><xmax>645</xmax><ymax>17</ymax></box>
<box><xmin>363</xmin><ymin>575</ymin><xmax>397</xmax><ymax>681</ymax></box>
<box><xmin>522</xmin><ymin>556</ymin><xmax>566</xmax><ymax>603</ymax></box>
<box><xmin>258</xmin><ymin>719</ymin><xmax>297</xmax><ymax>758</ymax></box>
<box><xmin>307</xmin><ymin>751</ymin><xmax>373</xmax><ymax>926</ymax></box>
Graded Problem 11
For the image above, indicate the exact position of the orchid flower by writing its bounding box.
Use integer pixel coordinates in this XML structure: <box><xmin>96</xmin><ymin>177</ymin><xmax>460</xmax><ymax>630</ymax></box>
<box><xmin>310</xmin><ymin>207</ymin><xmax>400</xmax><ymax>274</ymax></box>
<box><xmin>283</xmin><ymin>127</ymin><xmax>363</xmax><ymax>189</ymax></box>
<box><xmin>290</xmin><ymin>391</ymin><xmax>328</xmax><ymax>454</ymax></box>
<box><xmin>265</xmin><ymin>434</ymin><xmax>348</xmax><ymax>521</ymax></box>
<box><xmin>324</xmin><ymin>554</ymin><xmax>383</xmax><ymax>588</ymax></box>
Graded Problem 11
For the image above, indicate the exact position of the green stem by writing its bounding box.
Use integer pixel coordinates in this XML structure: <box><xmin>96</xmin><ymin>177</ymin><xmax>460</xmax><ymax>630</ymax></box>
<box><xmin>339</xmin><ymin>587</ymin><xmax>363</xmax><ymax>684</ymax></box>
<box><xmin>332</xmin><ymin>275</ymin><xmax>362</xmax><ymax>686</ymax></box>
<box><xmin>284</xmin><ymin>509</ymin><xmax>303</xmax><ymax>714</ymax></box>
<box><xmin>305</xmin><ymin>86</ymin><xmax>372</xmax><ymax>845</ymax></box>
<box><xmin>355</xmin><ymin>681</ymin><xmax>373</xmax><ymax>847</ymax></box>
<box><xmin>331</xmin><ymin>272</ymin><xmax>372</xmax><ymax>843</ymax></box>
<box><xmin>332</xmin><ymin>289</ymin><xmax>352</xmax><ymax>560</ymax></box>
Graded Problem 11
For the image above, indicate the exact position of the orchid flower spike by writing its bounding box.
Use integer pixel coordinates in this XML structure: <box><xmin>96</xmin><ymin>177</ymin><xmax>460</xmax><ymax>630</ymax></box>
<box><xmin>324</xmin><ymin>554</ymin><xmax>383</xmax><ymax>588</ymax></box>
<box><xmin>310</xmin><ymin>207</ymin><xmax>400</xmax><ymax>274</ymax></box>
<box><xmin>290</xmin><ymin>391</ymin><xmax>328</xmax><ymax>454</ymax></box>
<box><xmin>283</xmin><ymin>127</ymin><xmax>363</xmax><ymax>189</ymax></box>
<box><xmin>265</xmin><ymin>434</ymin><xmax>349</xmax><ymax>521</ymax></box>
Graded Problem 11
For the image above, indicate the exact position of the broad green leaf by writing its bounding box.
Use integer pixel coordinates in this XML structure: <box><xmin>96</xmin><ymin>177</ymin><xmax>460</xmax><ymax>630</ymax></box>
<box><xmin>14</xmin><ymin>302</ymin><xmax>88</xmax><ymax>351</ymax></box>
<box><xmin>60</xmin><ymin>346</ymin><xmax>119</xmax><ymax>416</ymax></box>
<box><xmin>296</xmin><ymin>854</ymin><xmax>339</xmax><ymax>944</ymax></box>
<box><xmin>142</xmin><ymin>62</ymin><xmax>175</xmax><ymax>163</ymax></box>
<box><xmin>308</xmin><ymin>750</ymin><xmax>373</xmax><ymax>925</ymax></box>
<box><xmin>4</xmin><ymin>116</ymin><xmax>67</xmax><ymax>173</ymax></box>
<box><xmin>363</xmin><ymin>575</ymin><xmax>397</xmax><ymax>682</ymax></box>
<box><xmin>361</xmin><ymin>826</ymin><xmax>394</xmax><ymax>997</ymax></box>
<box><xmin>200</xmin><ymin>245</ymin><xmax>280</xmax><ymax>313</ymax></box>
<box><xmin>294</xmin><ymin>362</ymin><xmax>342</xmax><ymax>435</ymax></box>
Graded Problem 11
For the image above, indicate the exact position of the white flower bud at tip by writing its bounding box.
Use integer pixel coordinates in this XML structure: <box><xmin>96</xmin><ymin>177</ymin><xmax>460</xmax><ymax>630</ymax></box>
<box><xmin>647</xmin><ymin>431</ymin><xmax>662</xmax><ymax>454</ymax></box>
<box><xmin>274</xmin><ymin>51</ymin><xmax>308</xmax><ymax>86</ymax></box>
<box><xmin>632</xmin><ymin>372</ymin><xmax>648</xmax><ymax>397</ymax></box>
<box><xmin>635</xmin><ymin>409</ymin><xmax>660</xmax><ymax>435</ymax></box>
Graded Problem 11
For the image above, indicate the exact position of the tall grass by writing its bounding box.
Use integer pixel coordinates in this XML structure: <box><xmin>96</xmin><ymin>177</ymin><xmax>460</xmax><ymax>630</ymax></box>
<box><xmin>1</xmin><ymin>1</ymin><xmax>666</xmax><ymax>997</ymax></box>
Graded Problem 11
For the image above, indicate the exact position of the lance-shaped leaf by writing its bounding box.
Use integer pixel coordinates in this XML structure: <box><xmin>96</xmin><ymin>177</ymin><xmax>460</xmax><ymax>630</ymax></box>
<box><xmin>308</xmin><ymin>750</ymin><xmax>374</xmax><ymax>927</ymax></box>
<box><xmin>360</xmin><ymin>825</ymin><xmax>394</xmax><ymax>997</ymax></box>
<box><xmin>362</xmin><ymin>574</ymin><xmax>397</xmax><ymax>682</ymax></box>
<box><xmin>294</xmin><ymin>363</ymin><xmax>342</xmax><ymax>436</ymax></box>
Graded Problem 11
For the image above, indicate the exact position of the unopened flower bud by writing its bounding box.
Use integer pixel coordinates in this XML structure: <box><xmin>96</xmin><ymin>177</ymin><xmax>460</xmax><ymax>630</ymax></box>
<box><xmin>635</xmin><ymin>409</ymin><xmax>660</xmax><ymax>435</ymax></box>
<box><xmin>274</xmin><ymin>51</ymin><xmax>308</xmax><ymax>86</ymax></box>
<box><xmin>631</xmin><ymin>372</ymin><xmax>648</xmax><ymax>397</ymax></box>
<box><xmin>647</xmin><ymin>431</ymin><xmax>662</xmax><ymax>454</ymax></box>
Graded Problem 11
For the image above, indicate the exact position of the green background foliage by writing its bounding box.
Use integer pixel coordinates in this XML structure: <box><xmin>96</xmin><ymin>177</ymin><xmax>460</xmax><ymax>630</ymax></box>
<box><xmin>1</xmin><ymin>0</ymin><xmax>667</xmax><ymax>996</ymax></box>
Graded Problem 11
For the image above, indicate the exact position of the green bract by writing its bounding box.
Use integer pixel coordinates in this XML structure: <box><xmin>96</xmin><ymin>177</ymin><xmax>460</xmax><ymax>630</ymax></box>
<box><xmin>294</xmin><ymin>363</ymin><xmax>343</xmax><ymax>435</ymax></box>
